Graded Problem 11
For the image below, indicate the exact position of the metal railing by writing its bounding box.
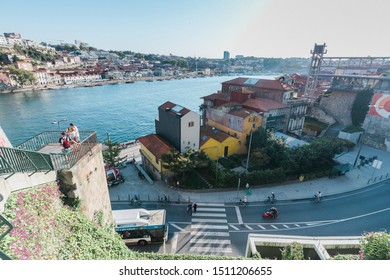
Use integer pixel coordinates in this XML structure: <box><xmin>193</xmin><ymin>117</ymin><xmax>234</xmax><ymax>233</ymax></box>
<box><xmin>0</xmin><ymin>146</ymin><xmax>53</xmax><ymax>178</ymax></box>
<box><xmin>50</xmin><ymin>132</ymin><xmax>98</xmax><ymax>170</ymax></box>
<box><xmin>0</xmin><ymin>214</ymin><xmax>13</xmax><ymax>260</ymax></box>
<box><xmin>0</xmin><ymin>131</ymin><xmax>98</xmax><ymax>177</ymax></box>
<box><xmin>16</xmin><ymin>130</ymin><xmax>96</xmax><ymax>152</ymax></box>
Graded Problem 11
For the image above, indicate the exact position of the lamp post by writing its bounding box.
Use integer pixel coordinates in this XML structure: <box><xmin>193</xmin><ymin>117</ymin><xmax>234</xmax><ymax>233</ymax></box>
<box><xmin>245</xmin><ymin>130</ymin><xmax>253</xmax><ymax>172</ymax></box>
<box><xmin>51</xmin><ymin>119</ymin><xmax>67</xmax><ymax>130</ymax></box>
<box><xmin>244</xmin><ymin>111</ymin><xmax>262</xmax><ymax>172</ymax></box>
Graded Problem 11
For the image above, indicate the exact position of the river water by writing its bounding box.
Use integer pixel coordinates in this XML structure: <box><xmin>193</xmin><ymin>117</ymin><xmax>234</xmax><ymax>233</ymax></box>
<box><xmin>0</xmin><ymin>75</ymin><xmax>274</xmax><ymax>145</ymax></box>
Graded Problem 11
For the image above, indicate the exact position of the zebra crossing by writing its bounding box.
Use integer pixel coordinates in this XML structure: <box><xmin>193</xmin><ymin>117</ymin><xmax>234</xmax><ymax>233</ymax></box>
<box><xmin>189</xmin><ymin>203</ymin><xmax>233</xmax><ymax>255</ymax></box>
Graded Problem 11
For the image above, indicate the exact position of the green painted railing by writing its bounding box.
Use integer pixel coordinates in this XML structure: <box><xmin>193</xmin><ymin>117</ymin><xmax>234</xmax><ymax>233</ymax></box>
<box><xmin>16</xmin><ymin>130</ymin><xmax>96</xmax><ymax>152</ymax></box>
<box><xmin>0</xmin><ymin>214</ymin><xmax>13</xmax><ymax>260</ymax></box>
<box><xmin>0</xmin><ymin>131</ymin><xmax>98</xmax><ymax>177</ymax></box>
<box><xmin>0</xmin><ymin>146</ymin><xmax>53</xmax><ymax>178</ymax></box>
<box><xmin>49</xmin><ymin>132</ymin><xmax>98</xmax><ymax>170</ymax></box>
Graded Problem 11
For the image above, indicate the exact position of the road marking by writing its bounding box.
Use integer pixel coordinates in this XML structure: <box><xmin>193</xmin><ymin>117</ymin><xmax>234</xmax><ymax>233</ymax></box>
<box><xmin>191</xmin><ymin>232</ymin><xmax>230</xmax><ymax>237</ymax></box>
<box><xmin>170</xmin><ymin>233</ymin><xmax>178</xmax><ymax>254</ymax></box>
<box><xmin>197</xmin><ymin>208</ymin><xmax>225</xmax><ymax>212</ymax></box>
<box><xmin>244</xmin><ymin>224</ymin><xmax>253</xmax><ymax>230</ymax></box>
<box><xmin>295</xmin><ymin>224</ymin><xmax>301</xmax><ymax>227</ymax></box>
<box><xmin>235</xmin><ymin>206</ymin><xmax>243</xmax><ymax>224</ymax></box>
<box><xmin>192</xmin><ymin>213</ymin><xmax>226</xmax><ymax>217</ymax></box>
<box><xmin>170</xmin><ymin>223</ymin><xmax>185</xmax><ymax>231</ymax></box>
<box><xmin>191</xmin><ymin>224</ymin><xmax>229</xmax><ymax>230</ymax></box>
<box><xmin>257</xmin><ymin>225</ymin><xmax>266</xmax><ymax>230</ymax></box>
<box><xmin>229</xmin><ymin>224</ymin><xmax>240</xmax><ymax>230</ymax></box>
<box><xmin>189</xmin><ymin>247</ymin><xmax>233</xmax><ymax>253</ymax></box>
<box><xmin>196</xmin><ymin>203</ymin><xmax>225</xmax><ymax>207</ymax></box>
<box><xmin>306</xmin><ymin>222</ymin><xmax>323</xmax><ymax>226</ymax></box>
<box><xmin>192</xmin><ymin>218</ymin><xmax>228</xmax><ymax>223</ymax></box>
<box><xmin>283</xmin><ymin>224</ymin><xmax>290</xmax><ymax>228</ymax></box>
<box><xmin>190</xmin><ymin>239</ymin><xmax>231</xmax><ymax>245</ymax></box>
<box><xmin>270</xmin><ymin>225</ymin><xmax>278</xmax><ymax>229</ymax></box>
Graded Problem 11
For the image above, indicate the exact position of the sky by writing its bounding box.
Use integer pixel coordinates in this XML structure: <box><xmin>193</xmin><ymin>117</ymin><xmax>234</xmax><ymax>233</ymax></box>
<box><xmin>1</xmin><ymin>0</ymin><xmax>390</xmax><ymax>59</ymax></box>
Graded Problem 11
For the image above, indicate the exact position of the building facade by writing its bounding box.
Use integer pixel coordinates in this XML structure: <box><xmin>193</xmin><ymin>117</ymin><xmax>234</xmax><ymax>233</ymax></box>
<box><xmin>155</xmin><ymin>101</ymin><xmax>200</xmax><ymax>153</ymax></box>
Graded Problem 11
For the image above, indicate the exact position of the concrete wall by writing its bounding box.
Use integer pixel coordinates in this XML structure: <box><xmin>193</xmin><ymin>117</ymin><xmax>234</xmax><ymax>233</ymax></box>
<box><xmin>57</xmin><ymin>144</ymin><xmax>112</xmax><ymax>224</ymax></box>
<box><xmin>363</xmin><ymin>115</ymin><xmax>390</xmax><ymax>151</ymax></box>
<box><xmin>307</xmin><ymin>106</ymin><xmax>336</xmax><ymax>125</ymax></box>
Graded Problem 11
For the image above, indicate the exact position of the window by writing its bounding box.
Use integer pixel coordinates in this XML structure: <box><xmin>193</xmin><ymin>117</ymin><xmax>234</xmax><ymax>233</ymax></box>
<box><xmin>188</xmin><ymin>121</ymin><xmax>194</xmax><ymax>127</ymax></box>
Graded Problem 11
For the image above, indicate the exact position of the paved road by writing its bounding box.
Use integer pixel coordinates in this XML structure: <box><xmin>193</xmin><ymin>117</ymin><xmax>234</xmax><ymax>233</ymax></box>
<box><xmin>108</xmin><ymin>143</ymin><xmax>390</xmax><ymax>256</ymax></box>
<box><xmin>112</xmin><ymin>180</ymin><xmax>390</xmax><ymax>256</ymax></box>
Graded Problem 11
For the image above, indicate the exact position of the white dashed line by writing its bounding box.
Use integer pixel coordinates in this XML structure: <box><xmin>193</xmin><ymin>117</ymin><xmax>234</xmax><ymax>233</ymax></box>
<box><xmin>244</xmin><ymin>224</ymin><xmax>253</xmax><ymax>230</ymax></box>
<box><xmin>229</xmin><ymin>224</ymin><xmax>240</xmax><ymax>230</ymax></box>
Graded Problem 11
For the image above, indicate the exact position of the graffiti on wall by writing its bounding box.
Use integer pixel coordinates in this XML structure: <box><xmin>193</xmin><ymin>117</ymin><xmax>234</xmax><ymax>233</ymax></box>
<box><xmin>369</xmin><ymin>93</ymin><xmax>390</xmax><ymax>119</ymax></box>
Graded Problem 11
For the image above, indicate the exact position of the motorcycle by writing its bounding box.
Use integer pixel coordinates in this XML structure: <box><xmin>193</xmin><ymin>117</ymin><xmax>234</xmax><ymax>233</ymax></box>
<box><xmin>263</xmin><ymin>208</ymin><xmax>278</xmax><ymax>219</ymax></box>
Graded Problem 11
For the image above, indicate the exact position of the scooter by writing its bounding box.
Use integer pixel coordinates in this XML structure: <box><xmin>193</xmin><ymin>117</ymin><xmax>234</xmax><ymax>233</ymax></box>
<box><xmin>263</xmin><ymin>208</ymin><xmax>278</xmax><ymax>219</ymax></box>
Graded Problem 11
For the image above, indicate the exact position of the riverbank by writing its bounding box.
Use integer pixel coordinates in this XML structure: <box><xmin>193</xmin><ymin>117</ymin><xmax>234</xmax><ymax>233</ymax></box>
<box><xmin>0</xmin><ymin>74</ymin><xmax>211</xmax><ymax>94</ymax></box>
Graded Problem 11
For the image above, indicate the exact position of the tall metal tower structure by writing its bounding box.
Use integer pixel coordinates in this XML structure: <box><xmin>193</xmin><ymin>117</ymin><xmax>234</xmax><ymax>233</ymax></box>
<box><xmin>304</xmin><ymin>43</ymin><xmax>327</xmax><ymax>98</ymax></box>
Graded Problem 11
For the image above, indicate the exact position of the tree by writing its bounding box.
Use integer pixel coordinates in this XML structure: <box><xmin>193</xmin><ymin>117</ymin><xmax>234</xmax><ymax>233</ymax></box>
<box><xmin>247</xmin><ymin>128</ymin><xmax>288</xmax><ymax>169</ymax></box>
<box><xmin>162</xmin><ymin>149</ymin><xmax>208</xmax><ymax>177</ymax></box>
<box><xmin>281</xmin><ymin>242</ymin><xmax>304</xmax><ymax>260</ymax></box>
<box><xmin>102</xmin><ymin>140</ymin><xmax>127</xmax><ymax>168</ymax></box>
<box><xmin>351</xmin><ymin>89</ymin><xmax>374</xmax><ymax>126</ymax></box>
<box><xmin>250</xmin><ymin>148</ymin><xmax>270</xmax><ymax>167</ymax></box>
<box><xmin>6</xmin><ymin>66</ymin><xmax>36</xmax><ymax>87</ymax></box>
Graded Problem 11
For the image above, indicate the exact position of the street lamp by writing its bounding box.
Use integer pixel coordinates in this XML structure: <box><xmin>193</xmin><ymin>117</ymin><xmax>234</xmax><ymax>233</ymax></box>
<box><xmin>51</xmin><ymin>119</ymin><xmax>67</xmax><ymax>130</ymax></box>
<box><xmin>245</xmin><ymin>111</ymin><xmax>262</xmax><ymax>172</ymax></box>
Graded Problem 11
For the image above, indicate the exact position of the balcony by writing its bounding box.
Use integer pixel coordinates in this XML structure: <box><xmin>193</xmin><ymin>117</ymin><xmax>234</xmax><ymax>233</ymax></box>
<box><xmin>0</xmin><ymin>131</ymin><xmax>98</xmax><ymax>176</ymax></box>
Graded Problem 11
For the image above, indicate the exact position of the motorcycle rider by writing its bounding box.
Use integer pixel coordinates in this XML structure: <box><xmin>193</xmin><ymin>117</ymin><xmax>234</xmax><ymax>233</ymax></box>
<box><xmin>270</xmin><ymin>207</ymin><xmax>278</xmax><ymax>217</ymax></box>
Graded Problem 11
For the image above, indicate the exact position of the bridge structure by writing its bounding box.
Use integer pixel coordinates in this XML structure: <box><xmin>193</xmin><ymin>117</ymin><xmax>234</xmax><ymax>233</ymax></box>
<box><xmin>304</xmin><ymin>43</ymin><xmax>390</xmax><ymax>98</ymax></box>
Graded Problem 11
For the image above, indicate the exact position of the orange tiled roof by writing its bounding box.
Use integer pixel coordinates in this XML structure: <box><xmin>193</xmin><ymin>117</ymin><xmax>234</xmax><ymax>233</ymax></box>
<box><xmin>242</xmin><ymin>98</ymin><xmax>288</xmax><ymax>112</ymax></box>
<box><xmin>200</xmin><ymin>126</ymin><xmax>231</xmax><ymax>146</ymax></box>
<box><xmin>223</xmin><ymin>77</ymin><xmax>289</xmax><ymax>91</ymax></box>
<box><xmin>137</xmin><ymin>134</ymin><xmax>173</xmax><ymax>161</ymax></box>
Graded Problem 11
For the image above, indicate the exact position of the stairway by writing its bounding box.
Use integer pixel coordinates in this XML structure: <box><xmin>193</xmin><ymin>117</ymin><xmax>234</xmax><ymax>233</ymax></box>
<box><xmin>192</xmin><ymin>170</ymin><xmax>214</xmax><ymax>189</ymax></box>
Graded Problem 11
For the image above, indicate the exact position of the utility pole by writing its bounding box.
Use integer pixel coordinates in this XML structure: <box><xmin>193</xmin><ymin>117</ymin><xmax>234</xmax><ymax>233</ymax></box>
<box><xmin>245</xmin><ymin>131</ymin><xmax>253</xmax><ymax>172</ymax></box>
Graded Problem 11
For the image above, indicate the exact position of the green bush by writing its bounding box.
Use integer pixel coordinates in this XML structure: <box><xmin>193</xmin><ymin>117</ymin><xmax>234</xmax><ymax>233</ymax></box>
<box><xmin>281</xmin><ymin>243</ymin><xmax>304</xmax><ymax>260</ymax></box>
<box><xmin>331</xmin><ymin>254</ymin><xmax>359</xmax><ymax>260</ymax></box>
<box><xmin>360</xmin><ymin>232</ymin><xmax>390</xmax><ymax>260</ymax></box>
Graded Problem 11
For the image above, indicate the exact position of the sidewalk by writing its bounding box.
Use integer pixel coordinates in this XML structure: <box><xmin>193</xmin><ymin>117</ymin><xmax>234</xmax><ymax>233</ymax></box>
<box><xmin>108</xmin><ymin>144</ymin><xmax>390</xmax><ymax>204</ymax></box>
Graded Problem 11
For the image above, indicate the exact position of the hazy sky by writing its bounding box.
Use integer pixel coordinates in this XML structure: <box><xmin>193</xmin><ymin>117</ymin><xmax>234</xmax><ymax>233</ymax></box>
<box><xmin>1</xmin><ymin>0</ymin><xmax>389</xmax><ymax>58</ymax></box>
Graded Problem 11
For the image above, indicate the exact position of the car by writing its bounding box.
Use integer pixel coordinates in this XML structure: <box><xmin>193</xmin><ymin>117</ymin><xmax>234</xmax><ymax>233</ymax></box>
<box><xmin>106</xmin><ymin>167</ymin><xmax>125</xmax><ymax>187</ymax></box>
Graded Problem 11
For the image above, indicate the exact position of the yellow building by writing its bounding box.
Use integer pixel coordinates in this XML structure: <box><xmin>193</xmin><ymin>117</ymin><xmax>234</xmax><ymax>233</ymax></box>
<box><xmin>137</xmin><ymin>134</ymin><xmax>173</xmax><ymax>180</ymax></box>
<box><xmin>200</xmin><ymin>126</ymin><xmax>240</xmax><ymax>160</ymax></box>
<box><xmin>205</xmin><ymin>108</ymin><xmax>263</xmax><ymax>154</ymax></box>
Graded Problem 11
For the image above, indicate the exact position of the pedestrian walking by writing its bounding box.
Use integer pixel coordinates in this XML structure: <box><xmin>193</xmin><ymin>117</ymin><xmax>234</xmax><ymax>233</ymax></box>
<box><xmin>187</xmin><ymin>202</ymin><xmax>192</xmax><ymax>213</ymax></box>
<box><xmin>192</xmin><ymin>202</ymin><xmax>198</xmax><ymax>213</ymax></box>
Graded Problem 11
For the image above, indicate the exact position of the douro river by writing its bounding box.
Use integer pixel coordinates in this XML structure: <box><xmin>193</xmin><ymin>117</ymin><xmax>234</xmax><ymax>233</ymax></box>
<box><xmin>0</xmin><ymin>75</ymin><xmax>274</xmax><ymax>145</ymax></box>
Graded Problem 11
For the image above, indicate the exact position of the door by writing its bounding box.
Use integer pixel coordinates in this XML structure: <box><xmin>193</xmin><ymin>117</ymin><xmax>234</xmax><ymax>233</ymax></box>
<box><xmin>224</xmin><ymin>146</ymin><xmax>228</xmax><ymax>157</ymax></box>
